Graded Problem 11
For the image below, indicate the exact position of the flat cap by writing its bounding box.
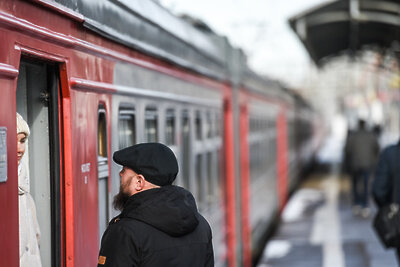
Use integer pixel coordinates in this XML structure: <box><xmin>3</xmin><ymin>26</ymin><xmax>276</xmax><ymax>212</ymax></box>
<box><xmin>113</xmin><ymin>143</ymin><xmax>178</xmax><ymax>186</ymax></box>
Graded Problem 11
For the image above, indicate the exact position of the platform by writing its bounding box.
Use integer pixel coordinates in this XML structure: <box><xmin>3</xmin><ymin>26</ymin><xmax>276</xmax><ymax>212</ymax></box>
<box><xmin>256</xmin><ymin>168</ymin><xmax>398</xmax><ymax>267</ymax></box>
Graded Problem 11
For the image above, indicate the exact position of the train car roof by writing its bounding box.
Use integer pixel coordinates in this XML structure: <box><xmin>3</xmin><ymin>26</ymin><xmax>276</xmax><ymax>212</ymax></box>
<box><xmin>241</xmin><ymin>68</ymin><xmax>295</xmax><ymax>104</ymax></box>
<box><xmin>49</xmin><ymin>0</ymin><xmax>295</xmax><ymax>100</ymax></box>
<box><xmin>289</xmin><ymin>0</ymin><xmax>400</xmax><ymax>66</ymax></box>
<box><xmin>54</xmin><ymin>0</ymin><xmax>230</xmax><ymax>80</ymax></box>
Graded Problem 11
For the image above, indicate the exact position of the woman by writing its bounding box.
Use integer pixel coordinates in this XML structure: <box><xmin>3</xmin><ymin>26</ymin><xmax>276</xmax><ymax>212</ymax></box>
<box><xmin>17</xmin><ymin>113</ymin><xmax>42</xmax><ymax>267</ymax></box>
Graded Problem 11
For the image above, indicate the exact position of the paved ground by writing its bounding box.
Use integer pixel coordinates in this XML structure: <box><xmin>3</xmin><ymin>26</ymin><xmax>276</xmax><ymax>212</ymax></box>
<box><xmin>256</xmin><ymin>171</ymin><xmax>398</xmax><ymax>267</ymax></box>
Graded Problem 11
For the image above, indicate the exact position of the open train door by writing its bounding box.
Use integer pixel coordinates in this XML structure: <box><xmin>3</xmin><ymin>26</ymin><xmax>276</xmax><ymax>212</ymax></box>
<box><xmin>16</xmin><ymin>58</ymin><xmax>63</xmax><ymax>267</ymax></box>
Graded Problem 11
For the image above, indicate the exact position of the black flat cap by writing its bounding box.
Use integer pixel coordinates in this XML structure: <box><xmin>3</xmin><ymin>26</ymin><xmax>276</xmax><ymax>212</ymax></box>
<box><xmin>113</xmin><ymin>143</ymin><xmax>178</xmax><ymax>186</ymax></box>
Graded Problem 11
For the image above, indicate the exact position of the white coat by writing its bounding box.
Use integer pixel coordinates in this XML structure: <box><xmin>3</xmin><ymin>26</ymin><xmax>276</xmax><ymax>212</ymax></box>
<box><xmin>18</xmin><ymin>163</ymin><xmax>42</xmax><ymax>267</ymax></box>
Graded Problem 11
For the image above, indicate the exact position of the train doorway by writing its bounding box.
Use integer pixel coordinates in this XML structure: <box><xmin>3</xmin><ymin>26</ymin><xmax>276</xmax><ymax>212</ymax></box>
<box><xmin>97</xmin><ymin>105</ymin><xmax>110</xmax><ymax>241</ymax></box>
<box><xmin>16</xmin><ymin>58</ymin><xmax>62</xmax><ymax>267</ymax></box>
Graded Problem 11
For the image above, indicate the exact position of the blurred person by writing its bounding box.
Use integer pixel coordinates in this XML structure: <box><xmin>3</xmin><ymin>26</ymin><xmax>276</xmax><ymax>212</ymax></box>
<box><xmin>373</xmin><ymin>124</ymin><xmax>384</xmax><ymax>148</ymax></box>
<box><xmin>17</xmin><ymin>113</ymin><xmax>42</xmax><ymax>267</ymax></box>
<box><xmin>342</xmin><ymin>129</ymin><xmax>353</xmax><ymax>175</ymax></box>
<box><xmin>97</xmin><ymin>143</ymin><xmax>214</xmax><ymax>267</ymax></box>
<box><xmin>344</xmin><ymin>119</ymin><xmax>379</xmax><ymax>218</ymax></box>
<box><xmin>372</xmin><ymin>124</ymin><xmax>382</xmax><ymax>137</ymax></box>
<box><xmin>372</xmin><ymin>140</ymin><xmax>400</xmax><ymax>262</ymax></box>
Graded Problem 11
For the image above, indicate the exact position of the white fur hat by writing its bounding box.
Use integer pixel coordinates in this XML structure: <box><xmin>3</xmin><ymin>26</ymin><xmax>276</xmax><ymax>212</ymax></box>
<box><xmin>16</xmin><ymin>113</ymin><xmax>30</xmax><ymax>137</ymax></box>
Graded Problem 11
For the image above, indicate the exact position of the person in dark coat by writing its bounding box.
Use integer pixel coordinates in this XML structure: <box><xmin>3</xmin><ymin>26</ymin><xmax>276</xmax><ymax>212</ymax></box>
<box><xmin>344</xmin><ymin>119</ymin><xmax>379</xmax><ymax>217</ymax></box>
<box><xmin>97</xmin><ymin>143</ymin><xmax>214</xmax><ymax>267</ymax></box>
<box><xmin>372</xmin><ymin>141</ymin><xmax>400</xmax><ymax>262</ymax></box>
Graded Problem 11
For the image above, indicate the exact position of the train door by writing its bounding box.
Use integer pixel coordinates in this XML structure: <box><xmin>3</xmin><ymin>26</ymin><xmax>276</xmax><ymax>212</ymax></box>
<box><xmin>16</xmin><ymin>58</ymin><xmax>62</xmax><ymax>267</ymax></box>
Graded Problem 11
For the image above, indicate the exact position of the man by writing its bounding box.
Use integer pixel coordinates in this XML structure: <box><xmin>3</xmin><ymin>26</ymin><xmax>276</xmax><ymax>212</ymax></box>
<box><xmin>372</xmin><ymin>141</ymin><xmax>400</xmax><ymax>262</ymax></box>
<box><xmin>344</xmin><ymin>119</ymin><xmax>379</xmax><ymax>217</ymax></box>
<box><xmin>98</xmin><ymin>143</ymin><xmax>214</xmax><ymax>267</ymax></box>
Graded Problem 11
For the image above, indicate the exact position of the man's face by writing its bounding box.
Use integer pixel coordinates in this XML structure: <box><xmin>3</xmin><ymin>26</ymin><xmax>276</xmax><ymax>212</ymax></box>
<box><xmin>120</xmin><ymin>167</ymin><xmax>137</xmax><ymax>193</ymax></box>
<box><xmin>113</xmin><ymin>167</ymin><xmax>136</xmax><ymax>211</ymax></box>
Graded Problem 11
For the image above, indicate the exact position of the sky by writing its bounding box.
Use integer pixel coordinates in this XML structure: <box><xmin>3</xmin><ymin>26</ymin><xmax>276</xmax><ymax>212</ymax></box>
<box><xmin>159</xmin><ymin>0</ymin><xmax>332</xmax><ymax>87</ymax></box>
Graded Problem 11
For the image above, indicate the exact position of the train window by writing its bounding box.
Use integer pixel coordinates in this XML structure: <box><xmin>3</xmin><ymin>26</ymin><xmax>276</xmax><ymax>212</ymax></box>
<box><xmin>215</xmin><ymin>113</ymin><xmax>222</xmax><ymax>137</ymax></box>
<box><xmin>206</xmin><ymin>112</ymin><xmax>212</xmax><ymax>138</ymax></box>
<box><xmin>181</xmin><ymin>110</ymin><xmax>190</xmax><ymax>189</ymax></box>
<box><xmin>195</xmin><ymin>111</ymin><xmax>202</xmax><ymax>140</ymax></box>
<box><xmin>165</xmin><ymin>109</ymin><xmax>175</xmax><ymax>145</ymax></box>
<box><xmin>145</xmin><ymin>107</ymin><xmax>158</xmax><ymax>142</ymax></box>
<box><xmin>249</xmin><ymin>118</ymin><xmax>255</xmax><ymax>133</ymax></box>
<box><xmin>118</xmin><ymin>107</ymin><xmax>136</xmax><ymax>149</ymax></box>
<box><xmin>206</xmin><ymin>151</ymin><xmax>214</xmax><ymax>204</ymax></box>
<box><xmin>195</xmin><ymin>154</ymin><xmax>203</xmax><ymax>207</ymax></box>
<box><xmin>216</xmin><ymin>149</ymin><xmax>222</xmax><ymax>199</ymax></box>
<box><xmin>97</xmin><ymin>106</ymin><xmax>109</xmax><ymax>242</ymax></box>
<box><xmin>98</xmin><ymin>110</ymin><xmax>107</xmax><ymax>157</ymax></box>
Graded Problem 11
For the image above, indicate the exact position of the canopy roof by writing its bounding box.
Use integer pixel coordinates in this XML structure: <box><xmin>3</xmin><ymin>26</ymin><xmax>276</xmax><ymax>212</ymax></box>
<box><xmin>289</xmin><ymin>0</ymin><xmax>400</xmax><ymax>66</ymax></box>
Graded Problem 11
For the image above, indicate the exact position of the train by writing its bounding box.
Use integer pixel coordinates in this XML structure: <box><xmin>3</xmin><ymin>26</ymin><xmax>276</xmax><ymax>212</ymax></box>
<box><xmin>0</xmin><ymin>0</ymin><xmax>321</xmax><ymax>266</ymax></box>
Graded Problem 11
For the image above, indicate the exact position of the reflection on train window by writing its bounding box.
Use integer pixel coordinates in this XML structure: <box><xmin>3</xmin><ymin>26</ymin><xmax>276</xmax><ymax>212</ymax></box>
<box><xmin>181</xmin><ymin>110</ymin><xmax>190</xmax><ymax>189</ymax></box>
<box><xmin>118</xmin><ymin>107</ymin><xmax>136</xmax><ymax>149</ymax></box>
<box><xmin>165</xmin><ymin>109</ymin><xmax>175</xmax><ymax>145</ymax></box>
<box><xmin>145</xmin><ymin>107</ymin><xmax>158</xmax><ymax>142</ymax></box>
<box><xmin>195</xmin><ymin>111</ymin><xmax>202</xmax><ymax>140</ymax></box>
<box><xmin>97</xmin><ymin>106</ymin><xmax>109</xmax><ymax>241</ymax></box>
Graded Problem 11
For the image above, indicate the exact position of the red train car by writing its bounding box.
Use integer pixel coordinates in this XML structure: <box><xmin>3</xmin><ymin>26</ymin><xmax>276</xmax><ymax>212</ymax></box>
<box><xmin>0</xmin><ymin>1</ymin><xmax>319</xmax><ymax>266</ymax></box>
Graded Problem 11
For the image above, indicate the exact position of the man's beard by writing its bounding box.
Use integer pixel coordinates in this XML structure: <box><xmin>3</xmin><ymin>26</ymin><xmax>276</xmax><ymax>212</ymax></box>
<box><xmin>113</xmin><ymin>185</ymin><xmax>131</xmax><ymax>211</ymax></box>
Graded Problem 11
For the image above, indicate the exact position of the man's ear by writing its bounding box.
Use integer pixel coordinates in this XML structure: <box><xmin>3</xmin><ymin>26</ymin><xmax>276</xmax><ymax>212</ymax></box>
<box><xmin>135</xmin><ymin>174</ymin><xmax>146</xmax><ymax>191</ymax></box>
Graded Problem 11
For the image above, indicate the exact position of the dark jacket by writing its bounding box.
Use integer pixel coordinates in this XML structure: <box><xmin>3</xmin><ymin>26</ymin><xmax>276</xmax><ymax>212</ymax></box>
<box><xmin>372</xmin><ymin>144</ymin><xmax>400</xmax><ymax>207</ymax></box>
<box><xmin>344</xmin><ymin>129</ymin><xmax>379</xmax><ymax>171</ymax></box>
<box><xmin>98</xmin><ymin>185</ymin><xmax>214</xmax><ymax>267</ymax></box>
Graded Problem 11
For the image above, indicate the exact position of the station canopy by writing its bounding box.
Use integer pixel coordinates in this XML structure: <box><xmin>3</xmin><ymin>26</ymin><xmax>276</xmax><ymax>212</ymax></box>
<box><xmin>289</xmin><ymin>0</ymin><xmax>400</xmax><ymax>66</ymax></box>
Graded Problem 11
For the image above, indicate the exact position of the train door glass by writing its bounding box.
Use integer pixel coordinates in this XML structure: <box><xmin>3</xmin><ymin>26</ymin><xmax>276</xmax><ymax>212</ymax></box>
<box><xmin>16</xmin><ymin>59</ymin><xmax>61</xmax><ymax>267</ymax></box>
<box><xmin>97</xmin><ymin>107</ymin><xmax>109</xmax><ymax>240</ymax></box>
<box><xmin>145</xmin><ymin>107</ymin><xmax>158</xmax><ymax>142</ymax></box>
<box><xmin>181</xmin><ymin>110</ymin><xmax>190</xmax><ymax>189</ymax></box>
<box><xmin>118</xmin><ymin>107</ymin><xmax>136</xmax><ymax>149</ymax></box>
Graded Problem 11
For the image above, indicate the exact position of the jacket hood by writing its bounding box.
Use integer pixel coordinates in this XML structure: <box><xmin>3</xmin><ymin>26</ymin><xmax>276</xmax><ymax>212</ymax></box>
<box><xmin>121</xmin><ymin>185</ymin><xmax>199</xmax><ymax>237</ymax></box>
